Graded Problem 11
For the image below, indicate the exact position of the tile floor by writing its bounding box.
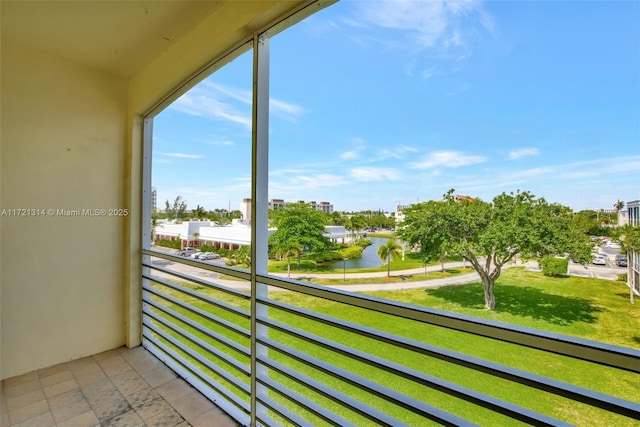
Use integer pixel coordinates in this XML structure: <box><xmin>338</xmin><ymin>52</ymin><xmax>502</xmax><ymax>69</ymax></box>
<box><xmin>0</xmin><ymin>346</ymin><xmax>238</xmax><ymax>427</ymax></box>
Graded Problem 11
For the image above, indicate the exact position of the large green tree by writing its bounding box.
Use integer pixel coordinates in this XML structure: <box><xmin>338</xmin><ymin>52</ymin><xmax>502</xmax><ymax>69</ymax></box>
<box><xmin>398</xmin><ymin>189</ymin><xmax>589</xmax><ymax>310</ymax></box>
<box><xmin>269</xmin><ymin>204</ymin><xmax>331</xmax><ymax>260</ymax></box>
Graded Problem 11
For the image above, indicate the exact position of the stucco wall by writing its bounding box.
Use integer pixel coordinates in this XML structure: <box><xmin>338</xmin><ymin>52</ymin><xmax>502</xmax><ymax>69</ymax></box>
<box><xmin>0</xmin><ymin>43</ymin><xmax>128</xmax><ymax>378</ymax></box>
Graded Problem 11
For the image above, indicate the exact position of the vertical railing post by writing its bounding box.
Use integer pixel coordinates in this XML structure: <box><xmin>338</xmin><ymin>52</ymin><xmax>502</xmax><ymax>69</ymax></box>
<box><xmin>251</xmin><ymin>33</ymin><xmax>270</xmax><ymax>426</ymax></box>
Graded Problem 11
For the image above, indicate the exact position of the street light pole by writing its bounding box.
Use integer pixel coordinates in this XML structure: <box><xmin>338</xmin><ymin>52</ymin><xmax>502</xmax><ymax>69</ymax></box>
<box><xmin>343</xmin><ymin>258</ymin><xmax>347</xmax><ymax>281</ymax></box>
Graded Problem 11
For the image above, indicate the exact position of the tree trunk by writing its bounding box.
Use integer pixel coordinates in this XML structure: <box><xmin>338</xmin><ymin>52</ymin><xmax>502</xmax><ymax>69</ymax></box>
<box><xmin>483</xmin><ymin>279</ymin><xmax>496</xmax><ymax>310</ymax></box>
<box><xmin>287</xmin><ymin>260</ymin><xmax>291</xmax><ymax>279</ymax></box>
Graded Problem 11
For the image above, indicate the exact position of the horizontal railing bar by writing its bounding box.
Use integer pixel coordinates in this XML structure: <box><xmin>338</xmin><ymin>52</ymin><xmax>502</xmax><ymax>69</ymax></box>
<box><xmin>143</xmin><ymin>285</ymin><xmax>250</xmax><ymax>350</ymax></box>
<box><xmin>258</xmin><ymin>315</ymin><xmax>568</xmax><ymax>427</ymax></box>
<box><xmin>143</xmin><ymin>312</ymin><xmax>251</xmax><ymax>396</ymax></box>
<box><xmin>142</xmin><ymin>331</ymin><xmax>250</xmax><ymax>416</ymax></box>
<box><xmin>257</xmin><ymin>274</ymin><xmax>640</xmax><ymax>373</ymax></box>
<box><xmin>258</xmin><ymin>336</ymin><xmax>476</xmax><ymax>427</ymax></box>
<box><xmin>256</xmin><ymin>356</ymin><xmax>406</xmax><ymax>427</ymax></box>
<box><xmin>143</xmin><ymin>290</ymin><xmax>251</xmax><ymax>360</ymax></box>
<box><xmin>143</xmin><ymin>248</ymin><xmax>251</xmax><ymax>282</ymax></box>
<box><xmin>142</xmin><ymin>264</ymin><xmax>251</xmax><ymax>300</ymax></box>
<box><xmin>256</xmin><ymin>374</ymin><xmax>355</xmax><ymax>427</ymax></box>
<box><xmin>144</xmin><ymin>275</ymin><xmax>250</xmax><ymax>324</ymax></box>
<box><xmin>143</xmin><ymin>300</ymin><xmax>249</xmax><ymax>375</ymax></box>
<box><xmin>260</xmin><ymin>296</ymin><xmax>640</xmax><ymax>420</ymax></box>
<box><xmin>142</xmin><ymin>335</ymin><xmax>251</xmax><ymax>426</ymax></box>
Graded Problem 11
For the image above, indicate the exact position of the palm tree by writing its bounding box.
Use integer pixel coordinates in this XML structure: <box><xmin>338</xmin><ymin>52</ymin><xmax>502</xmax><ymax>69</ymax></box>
<box><xmin>377</xmin><ymin>239</ymin><xmax>403</xmax><ymax>277</ymax></box>
<box><xmin>274</xmin><ymin>241</ymin><xmax>303</xmax><ymax>278</ymax></box>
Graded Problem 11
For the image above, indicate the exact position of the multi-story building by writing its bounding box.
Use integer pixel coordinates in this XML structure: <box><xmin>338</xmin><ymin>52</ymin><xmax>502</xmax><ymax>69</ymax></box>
<box><xmin>243</xmin><ymin>197</ymin><xmax>334</xmax><ymax>215</ymax></box>
<box><xmin>151</xmin><ymin>187</ymin><xmax>157</xmax><ymax>212</ymax></box>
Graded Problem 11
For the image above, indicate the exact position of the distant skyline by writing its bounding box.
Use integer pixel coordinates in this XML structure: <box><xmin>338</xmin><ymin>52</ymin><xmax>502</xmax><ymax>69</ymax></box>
<box><xmin>152</xmin><ymin>0</ymin><xmax>640</xmax><ymax>213</ymax></box>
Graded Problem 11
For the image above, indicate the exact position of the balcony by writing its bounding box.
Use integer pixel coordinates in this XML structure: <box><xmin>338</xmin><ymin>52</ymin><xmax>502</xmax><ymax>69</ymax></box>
<box><xmin>2</xmin><ymin>1</ymin><xmax>639</xmax><ymax>426</ymax></box>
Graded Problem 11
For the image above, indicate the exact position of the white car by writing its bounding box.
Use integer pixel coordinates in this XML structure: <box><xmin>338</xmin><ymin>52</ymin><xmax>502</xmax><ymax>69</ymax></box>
<box><xmin>605</xmin><ymin>241</ymin><xmax>621</xmax><ymax>249</ymax></box>
<box><xmin>199</xmin><ymin>252</ymin><xmax>220</xmax><ymax>260</ymax></box>
<box><xmin>178</xmin><ymin>247</ymin><xmax>199</xmax><ymax>257</ymax></box>
<box><xmin>591</xmin><ymin>255</ymin><xmax>607</xmax><ymax>265</ymax></box>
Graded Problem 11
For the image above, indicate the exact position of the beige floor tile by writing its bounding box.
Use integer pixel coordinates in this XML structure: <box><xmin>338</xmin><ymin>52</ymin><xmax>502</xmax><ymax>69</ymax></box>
<box><xmin>92</xmin><ymin>347</ymin><xmax>127</xmax><ymax>362</ymax></box>
<box><xmin>79</xmin><ymin>379</ymin><xmax>115</xmax><ymax>405</ymax></box>
<box><xmin>2</xmin><ymin>372</ymin><xmax>37</xmax><ymax>389</ymax></box>
<box><xmin>190</xmin><ymin>408</ymin><xmax>237</xmax><ymax>427</ymax></box>
<box><xmin>47</xmin><ymin>388</ymin><xmax>85</xmax><ymax>410</ymax></box>
<box><xmin>109</xmin><ymin>368</ymin><xmax>143</xmax><ymax>387</ymax></box>
<box><xmin>42</xmin><ymin>378</ymin><xmax>78</xmax><ymax>398</ymax></box>
<box><xmin>101</xmin><ymin>408</ymin><xmax>144</xmax><ymax>427</ymax></box>
<box><xmin>3</xmin><ymin>380</ymin><xmax>41</xmax><ymax>399</ymax></box>
<box><xmin>6</xmin><ymin>389</ymin><xmax>44</xmax><ymax>412</ymax></box>
<box><xmin>39</xmin><ymin>369</ymin><xmax>74</xmax><ymax>387</ymax></box>
<box><xmin>37</xmin><ymin>362</ymin><xmax>69</xmax><ymax>380</ymax></box>
<box><xmin>116</xmin><ymin>375</ymin><xmax>149</xmax><ymax>397</ymax></box>
<box><xmin>51</xmin><ymin>397</ymin><xmax>92</xmax><ymax>423</ymax></box>
<box><xmin>155</xmin><ymin>378</ymin><xmax>194</xmax><ymax>403</ymax></box>
<box><xmin>56</xmin><ymin>410</ymin><xmax>100</xmax><ymax>427</ymax></box>
<box><xmin>144</xmin><ymin>406</ymin><xmax>186</xmax><ymax>427</ymax></box>
<box><xmin>135</xmin><ymin>397</ymin><xmax>174</xmax><ymax>422</ymax></box>
<box><xmin>73</xmin><ymin>368</ymin><xmax>108</xmax><ymax>387</ymax></box>
<box><xmin>98</xmin><ymin>356</ymin><xmax>134</xmax><ymax>380</ymax></box>
<box><xmin>127</xmin><ymin>354</ymin><xmax>164</xmax><ymax>375</ymax></box>
<box><xmin>171</xmin><ymin>392</ymin><xmax>217</xmax><ymax>421</ymax></box>
<box><xmin>141</xmin><ymin>365</ymin><xmax>177</xmax><ymax>388</ymax></box>
<box><xmin>10</xmin><ymin>411</ymin><xmax>55</xmax><ymax>427</ymax></box>
<box><xmin>7</xmin><ymin>399</ymin><xmax>49</xmax><ymax>424</ymax></box>
<box><xmin>92</xmin><ymin>395</ymin><xmax>132</xmax><ymax>424</ymax></box>
<box><xmin>125</xmin><ymin>387</ymin><xmax>161</xmax><ymax>410</ymax></box>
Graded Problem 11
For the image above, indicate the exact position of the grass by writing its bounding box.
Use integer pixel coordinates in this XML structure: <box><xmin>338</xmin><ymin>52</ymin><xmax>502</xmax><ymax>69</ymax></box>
<box><xmin>303</xmin><ymin>267</ymin><xmax>473</xmax><ymax>285</ymax></box>
<box><xmin>146</xmin><ymin>267</ymin><xmax>640</xmax><ymax>426</ymax></box>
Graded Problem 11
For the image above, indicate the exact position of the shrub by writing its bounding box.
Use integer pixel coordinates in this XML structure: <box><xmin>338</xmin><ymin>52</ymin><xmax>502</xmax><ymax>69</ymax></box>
<box><xmin>156</xmin><ymin>239</ymin><xmax>181</xmax><ymax>249</ymax></box>
<box><xmin>199</xmin><ymin>244</ymin><xmax>217</xmax><ymax>253</ymax></box>
<box><xmin>539</xmin><ymin>256</ymin><xmax>568</xmax><ymax>277</ymax></box>
<box><xmin>617</xmin><ymin>273</ymin><xmax>628</xmax><ymax>282</ymax></box>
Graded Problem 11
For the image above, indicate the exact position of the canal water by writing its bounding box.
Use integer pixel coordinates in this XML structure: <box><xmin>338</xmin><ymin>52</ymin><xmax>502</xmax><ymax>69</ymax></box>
<box><xmin>328</xmin><ymin>236</ymin><xmax>394</xmax><ymax>269</ymax></box>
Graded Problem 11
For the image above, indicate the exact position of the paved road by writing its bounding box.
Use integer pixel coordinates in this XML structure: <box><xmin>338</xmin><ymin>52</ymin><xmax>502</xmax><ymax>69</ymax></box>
<box><xmin>147</xmin><ymin>246</ymin><xmax>626</xmax><ymax>293</ymax></box>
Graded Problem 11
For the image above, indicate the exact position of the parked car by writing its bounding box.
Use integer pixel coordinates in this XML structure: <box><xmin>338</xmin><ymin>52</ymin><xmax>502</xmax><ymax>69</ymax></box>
<box><xmin>591</xmin><ymin>255</ymin><xmax>607</xmax><ymax>265</ymax></box>
<box><xmin>615</xmin><ymin>255</ymin><xmax>628</xmax><ymax>267</ymax></box>
<box><xmin>199</xmin><ymin>252</ymin><xmax>221</xmax><ymax>260</ymax></box>
<box><xmin>178</xmin><ymin>247</ymin><xmax>199</xmax><ymax>257</ymax></box>
<box><xmin>606</xmin><ymin>241</ymin><xmax>621</xmax><ymax>249</ymax></box>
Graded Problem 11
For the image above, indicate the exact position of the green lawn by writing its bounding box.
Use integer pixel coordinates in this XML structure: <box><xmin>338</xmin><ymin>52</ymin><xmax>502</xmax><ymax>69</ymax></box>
<box><xmin>147</xmin><ymin>267</ymin><xmax>640</xmax><ymax>426</ymax></box>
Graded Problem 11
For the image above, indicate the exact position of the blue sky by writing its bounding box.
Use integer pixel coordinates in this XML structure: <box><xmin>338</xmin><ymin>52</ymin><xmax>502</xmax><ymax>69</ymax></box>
<box><xmin>152</xmin><ymin>0</ymin><xmax>640</xmax><ymax>214</ymax></box>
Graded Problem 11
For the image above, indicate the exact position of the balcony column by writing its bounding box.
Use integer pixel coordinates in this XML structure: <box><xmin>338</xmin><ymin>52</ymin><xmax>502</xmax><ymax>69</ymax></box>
<box><xmin>251</xmin><ymin>32</ymin><xmax>270</xmax><ymax>425</ymax></box>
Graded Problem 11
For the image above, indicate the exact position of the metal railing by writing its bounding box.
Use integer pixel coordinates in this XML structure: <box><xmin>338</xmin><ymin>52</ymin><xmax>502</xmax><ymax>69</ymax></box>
<box><xmin>142</xmin><ymin>249</ymin><xmax>640</xmax><ymax>426</ymax></box>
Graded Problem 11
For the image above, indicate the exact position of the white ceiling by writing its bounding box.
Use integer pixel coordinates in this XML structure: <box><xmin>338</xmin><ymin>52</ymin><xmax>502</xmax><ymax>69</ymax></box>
<box><xmin>1</xmin><ymin>1</ymin><xmax>229</xmax><ymax>78</ymax></box>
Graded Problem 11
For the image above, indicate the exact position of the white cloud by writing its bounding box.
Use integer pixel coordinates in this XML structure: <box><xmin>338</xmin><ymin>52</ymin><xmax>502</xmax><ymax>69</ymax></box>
<box><xmin>341</xmin><ymin>150</ymin><xmax>360</xmax><ymax>160</ymax></box>
<box><xmin>356</xmin><ymin>0</ymin><xmax>486</xmax><ymax>49</ymax></box>
<box><xmin>350</xmin><ymin>167</ymin><xmax>402</xmax><ymax>181</ymax></box>
<box><xmin>409</xmin><ymin>151</ymin><xmax>486</xmax><ymax>169</ymax></box>
<box><xmin>270</xmin><ymin>98</ymin><xmax>306</xmax><ymax>122</ymax></box>
<box><xmin>158</xmin><ymin>152</ymin><xmax>204</xmax><ymax>159</ymax></box>
<box><xmin>271</xmin><ymin>174</ymin><xmax>349</xmax><ymax>193</ymax></box>
<box><xmin>205</xmin><ymin>140</ymin><xmax>235</xmax><ymax>146</ymax></box>
<box><xmin>171</xmin><ymin>92</ymin><xmax>251</xmax><ymax>128</ymax></box>
<box><xmin>373</xmin><ymin>145</ymin><xmax>419</xmax><ymax>161</ymax></box>
<box><xmin>507</xmin><ymin>147</ymin><xmax>540</xmax><ymax>160</ymax></box>
<box><xmin>170</xmin><ymin>81</ymin><xmax>306</xmax><ymax>127</ymax></box>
